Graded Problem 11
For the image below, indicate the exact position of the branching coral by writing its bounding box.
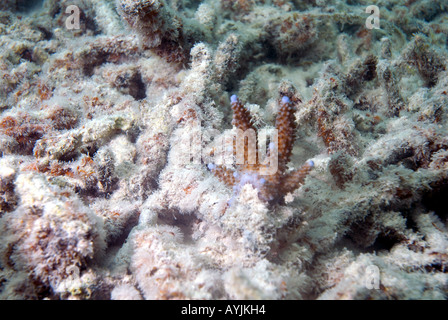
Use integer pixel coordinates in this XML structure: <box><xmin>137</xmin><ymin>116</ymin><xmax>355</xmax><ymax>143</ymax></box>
<box><xmin>209</xmin><ymin>92</ymin><xmax>314</xmax><ymax>204</ymax></box>
<box><xmin>118</xmin><ymin>0</ymin><xmax>208</xmax><ymax>63</ymax></box>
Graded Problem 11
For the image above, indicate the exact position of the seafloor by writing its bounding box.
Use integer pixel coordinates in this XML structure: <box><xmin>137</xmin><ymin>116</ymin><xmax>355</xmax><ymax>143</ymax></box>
<box><xmin>0</xmin><ymin>0</ymin><xmax>447</xmax><ymax>300</ymax></box>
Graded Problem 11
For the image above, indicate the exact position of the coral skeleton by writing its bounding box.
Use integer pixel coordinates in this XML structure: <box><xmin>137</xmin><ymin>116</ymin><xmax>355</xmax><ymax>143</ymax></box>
<box><xmin>0</xmin><ymin>0</ymin><xmax>448</xmax><ymax>301</ymax></box>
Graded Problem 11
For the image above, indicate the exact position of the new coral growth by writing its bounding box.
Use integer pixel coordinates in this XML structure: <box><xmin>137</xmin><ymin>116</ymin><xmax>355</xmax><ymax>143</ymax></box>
<box><xmin>209</xmin><ymin>93</ymin><xmax>314</xmax><ymax>204</ymax></box>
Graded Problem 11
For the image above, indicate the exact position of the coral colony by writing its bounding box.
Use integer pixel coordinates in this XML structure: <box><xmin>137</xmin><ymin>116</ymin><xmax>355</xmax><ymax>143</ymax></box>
<box><xmin>208</xmin><ymin>94</ymin><xmax>314</xmax><ymax>204</ymax></box>
<box><xmin>0</xmin><ymin>0</ymin><xmax>448</xmax><ymax>300</ymax></box>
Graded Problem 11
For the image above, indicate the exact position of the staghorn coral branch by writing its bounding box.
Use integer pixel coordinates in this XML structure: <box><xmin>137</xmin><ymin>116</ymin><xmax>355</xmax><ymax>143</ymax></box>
<box><xmin>230</xmin><ymin>95</ymin><xmax>259</xmax><ymax>170</ymax></box>
<box><xmin>211</xmin><ymin>93</ymin><xmax>313</xmax><ymax>204</ymax></box>
<box><xmin>281</xmin><ymin>160</ymin><xmax>315</xmax><ymax>194</ymax></box>
<box><xmin>231</xmin><ymin>95</ymin><xmax>255</xmax><ymax>132</ymax></box>
<box><xmin>208</xmin><ymin>163</ymin><xmax>236</xmax><ymax>187</ymax></box>
<box><xmin>275</xmin><ymin>96</ymin><xmax>297</xmax><ymax>172</ymax></box>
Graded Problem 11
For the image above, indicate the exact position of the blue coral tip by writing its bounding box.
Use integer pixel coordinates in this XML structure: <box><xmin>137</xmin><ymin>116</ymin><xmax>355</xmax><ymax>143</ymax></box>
<box><xmin>230</xmin><ymin>95</ymin><xmax>238</xmax><ymax>103</ymax></box>
<box><xmin>281</xmin><ymin>96</ymin><xmax>290</xmax><ymax>104</ymax></box>
<box><xmin>207</xmin><ymin>163</ymin><xmax>216</xmax><ymax>170</ymax></box>
<box><xmin>307</xmin><ymin>160</ymin><xmax>315</xmax><ymax>167</ymax></box>
<box><xmin>259</xmin><ymin>178</ymin><xmax>266</xmax><ymax>185</ymax></box>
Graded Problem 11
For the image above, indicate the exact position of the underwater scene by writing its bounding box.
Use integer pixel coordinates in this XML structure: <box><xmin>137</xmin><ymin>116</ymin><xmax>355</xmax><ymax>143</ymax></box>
<box><xmin>0</xmin><ymin>0</ymin><xmax>447</xmax><ymax>300</ymax></box>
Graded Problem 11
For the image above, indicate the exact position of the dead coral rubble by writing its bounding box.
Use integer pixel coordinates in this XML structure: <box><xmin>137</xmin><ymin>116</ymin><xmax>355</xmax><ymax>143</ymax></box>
<box><xmin>118</xmin><ymin>0</ymin><xmax>208</xmax><ymax>63</ymax></box>
<box><xmin>0</xmin><ymin>0</ymin><xmax>448</xmax><ymax>300</ymax></box>
<box><xmin>210</xmin><ymin>90</ymin><xmax>314</xmax><ymax>204</ymax></box>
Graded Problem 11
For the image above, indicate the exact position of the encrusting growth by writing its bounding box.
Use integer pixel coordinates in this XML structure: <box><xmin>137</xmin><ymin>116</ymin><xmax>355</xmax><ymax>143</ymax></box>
<box><xmin>209</xmin><ymin>94</ymin><xmax>314</xmax><ymax>204</ymax></box>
